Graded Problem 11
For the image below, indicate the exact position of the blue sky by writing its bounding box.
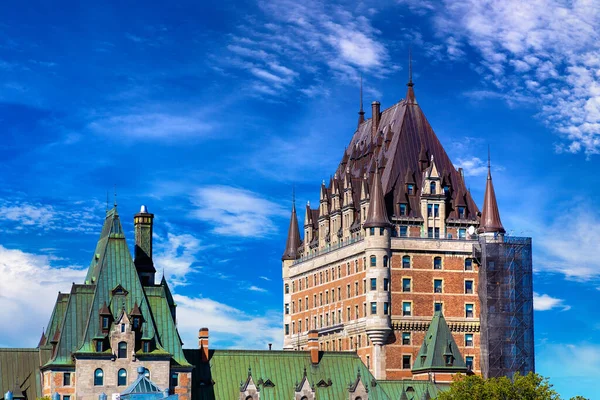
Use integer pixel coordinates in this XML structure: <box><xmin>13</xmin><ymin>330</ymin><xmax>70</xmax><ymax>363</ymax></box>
<box><xmin>0</xmin><ymin>0</ymin><xmax>599</xmax><ymax>397</ymax></box>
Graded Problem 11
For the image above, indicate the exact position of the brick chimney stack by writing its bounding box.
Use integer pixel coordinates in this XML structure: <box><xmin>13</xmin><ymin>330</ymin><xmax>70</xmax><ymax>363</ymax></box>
<box><xmin>371</xmin><ymin>101</ymin><xmax>381</xmax><ymax>136</ymax></box>
<box><xmin>198</xmin><ymin>327</ymin><xmax>209</xmax><ymax>362</ymax></box>
<box><xmin>307</xmin><ymin>330</ymin><xmax>319</xmax><ymax>364</ymax></box>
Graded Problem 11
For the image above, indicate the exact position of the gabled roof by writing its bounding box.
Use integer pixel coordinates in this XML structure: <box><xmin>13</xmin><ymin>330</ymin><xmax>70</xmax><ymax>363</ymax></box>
<box><xmin>121</xmin><ymin>367</ymin><xmax>163</xmax><ymax>396</ymax></box>
<box><xmin>411</xmin><ymin>311</ymin><xmax>467</xmax><ymax>374</ymax></box>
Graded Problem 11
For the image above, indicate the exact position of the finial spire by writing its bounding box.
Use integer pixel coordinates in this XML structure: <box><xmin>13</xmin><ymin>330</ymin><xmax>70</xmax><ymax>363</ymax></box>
<box><xmin>113</xmin><ymin>185</ymin><xmax>117</xmax><ymax>208</ymax></box>
<box><xmin>408</xmin><ymin>46</ymin><xmax>413</xmax><ymax>87</ymax></box>
<box><xmin>487</xmin><ymin>145</ymin><xmax>491</xmax><ymax>175</ymax></box>
<box><xmin>358</xmin><ymin>75</ymin><xmax>365</xmax><ymax>127</ymax></box>
<box><xmin>478</xmin><ymin>147</ymin><xmax>505</xmax><ymax>235</ymax></box>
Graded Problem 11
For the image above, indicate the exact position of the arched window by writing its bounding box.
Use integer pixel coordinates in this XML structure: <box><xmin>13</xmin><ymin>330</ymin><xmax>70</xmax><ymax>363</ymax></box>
<box><xmin>118</xmin><ymin>341</ymin><xmax>127</xmax><ymax>358</ymax></box>
<box><xmin>383</xmin><ymin>255</ymin><xmax>388</xmax><ymax>268</ymax></box>
<box><xmin>94</xmin><ymin>368</ymin><xmax>103</xmax><ymax>386</ymax></box>
<box><xmin>118</xmin><ymin>369</ymin><xmax>127</xmax><ymax>386</ymax></box>
<box><xmin>430</xmin><ymin>182</ymin><xmax>436</xmax><ymax>194</ymax></box>
<box><xmin>402</xmin><ymin>255</ymin><xmax>410</xmax><ymax>269</ymax></box>
<box><xmin>370</xmin><ymin>256</ymin><xmax>376</xmax><ymax>267</ymax></box>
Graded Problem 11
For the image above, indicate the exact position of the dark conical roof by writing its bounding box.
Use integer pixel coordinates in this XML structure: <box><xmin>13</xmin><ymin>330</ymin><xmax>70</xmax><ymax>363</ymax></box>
<box><xmin>363</xmin><ymin>166</ymin><xmax>392</xmax><ymax>228</ymax></box>
<box><xmin>282</xmin><ymin>202</ymin><xmax>301</xmax><ymax>261</ymax></box>
<box><xmin>478</xmin><ymin>165</ymin><xmax>505</xmax><ymax>234</ymax></box>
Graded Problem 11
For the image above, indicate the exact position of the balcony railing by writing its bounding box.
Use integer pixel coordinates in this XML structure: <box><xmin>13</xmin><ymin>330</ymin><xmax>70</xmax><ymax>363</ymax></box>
<box><xmin>293</xmin><ymin>236</ymin><xmax>364</xmax><ymax>265</ymax></box>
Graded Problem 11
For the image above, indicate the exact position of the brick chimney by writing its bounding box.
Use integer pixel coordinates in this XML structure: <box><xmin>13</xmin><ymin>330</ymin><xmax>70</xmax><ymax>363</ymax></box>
<box><xmin>198</xmin><ymin>327</ymin><xmax>209</xmax><ymax>362</ymax></box>
<box><xmin>371</xmin><ymin>101</ymin><xmax>381</xmax><ymax>136</ymax></box>
<box><xmin>134</xmin><ymin>205</ymin><xmax>156</xmax><ymax>286</ymax></box>
<box><xmin>307</xmin><ymin>330</ymin><xmax>319</xmax><ymax>364</ymax></box>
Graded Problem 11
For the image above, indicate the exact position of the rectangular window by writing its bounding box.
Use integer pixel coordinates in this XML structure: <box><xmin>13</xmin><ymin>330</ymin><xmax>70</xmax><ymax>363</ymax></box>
<box><xmin>299</xmin><ymin>299</ymin><xmax>302</xmax><ymax>310</ymax></box>
<box><xmin>400</xmin><ymin>203</ymin><xmax>407</xmax><ymax>216</ymax></box>
<box><xmin>102</xmin><ymin>317</ymin><xmax>109</xmax><ymax>329</ymax></box>
<box><xmin>434</xmin><ymin>279</ymin><xmax>443</xmax><ymax>293</ymax></box>
<box><xmin>466</xmin><ymin>356</ymin><xmax>474</xmax><ymax>370</ymax></box>
<box><xmin>370</xmin><ymin>302</ymin><xmax>377</xmax><ymax>315</ymax></box>
<box><xmin>407</xmin><ymin>184</ymin><xmax>414</xmax><ymax>195</ymax></box>
<box><xmin>370</xmin><ymin>256</ymin><xmax>376</xmax><ymax>267</ymax></box>
<box><xmin>96</xmin><ymin>340</ymin><xmax>103</xmax><ymax>352</ymax></box>
<box><xmin>292</xmin><ymin>322</ymin><xmax>295</xmax><ymax>334</ymax></box>
<box><xmin>402</xmin><ymin>256</ymin><xmax>410</xmax><ymax>268</ymax></box>
<box><xmin>466</xmin><ymin>303</ymin><xmax>474</xmax><ymax>318</ymax></box>
<box><xmin>383</xmin><ymin>302</ymin><xmax>389</xmax><ymax>315</ymax></box>
<box><xmin>465</xmin><ymin>334</ymin><xmax>474</xmax><ymax>347</ymax></box>
<box><xmin>428</xmin><ymin>227</ymin><xmax>433</xmax><ymax>238</ymax></box>
<box><xmin>332</xmin><ymin>290</ymin><xmax>335</xmax><ymax>302</ymax></box>
<box><xmin>459</xmin><ymin>228</ymin><xmax>466</xmax><ymax>239</ymax></box>
<box><xmin>319</xmin><ymin>293</ymin><xmax>323</xmax><ymax>306</ymax></box>
<box><xmin>434</xmin><ymin>204</ymin><xmax>439</xmax><ymax>217</ymax></box>
<box><xmin>292</xmin><ymin>281</ymin><xmax>295</xmax><ymax>292</ymax></box>
<box><xmin>370</xmin><ymin>278</ymin><xmax>377</xmax><ymax>290</ymax></box>
<box><xmin>121</xmin><ymin>324</ymin><xmax>125</xmax><ymax>333</ymax></box>
<box><xmin>427</xmin><ymin>204</ymin><xmax>432</xmax><ymax>217</ymax></box>
<box><xmin>299</xmin><ymin>320</ymin><xmax>302</xmax><ymax>332</ymax></box>
<box><xmin>347</xmin><ymin>284</ymin><xmax>351</xmax><ymax>297</ymax></box>
<box><xmin>363</xmin><ymin>279</ymin><xmax>367</xmax><ymax>294</ymax></box>
<box><xmin>313</xmin><ymin>294</ymin><xmax>317</xmax><ymax>307</ymax></box>
<box><xmin>434</xmin><ymin>257</ymin><xmax>442</xmax><ymax>269</ymax></box>
<box><xmin>325</xmin><ymin>292</ymin><xmax>328</xmax><ymax>304</ymax></box>
<box><xmin>285</xmin><ymin>303</ymin><xmax>289</xmax><ymax>314</ymax></box>
<box><xmin>337</xmin><ymin>287</ymin><xmax>341</xmax><ymax>300</ymax></box>
<box><xmin>465</xmin><ymin>258</ymin><xmax>473</xmax><ymax>271</ymax></box>
<box><xmin>363</xmin><ymin>303</ymin><xmax>367</xmax><ymax>317</ymax></box>
<box><xmin>143</xmin><ymin>341</ymin><xmax>150</xmax><ymax>353</ymax></box>
<box><xmin>347</xmin><ymin>307</ymin><xmax>351</xmax><ymax>321</ymax></box>
<box><xmin>292</xmin><ymin>302</ymin><xmax>295</xmax><ymax>313</ymax></box>
<box><xmin>434</xmin><ymin>227</ymin><xmax>440</xmax><ymax>238</ymax></box>
<box><xmin>370</xmin><ymin>227</ymin><xmax>375</xmax><ymax>236</ymax></box>
<box><xmin>402</xmin><ymin>278</ymin><xmax>411</xmax><ymax>292</ymax></box>
<box><xmin>399</xmin><ymin>225</ymin><xmax>408</xmax><ymax>236</ymax></box>
<box><xmin>465</xmin><ymin>280</ymin><xmax>474</xmax><ymax>294</ymax></box>
<box><xmin>402</xmin><ymin>302</ymin><xmax>412</xmax><ymax>316</ymax></box>
<box><xmin>383</xmin><ymin>278</ymin><xmax>389</xmax><ymax>291</ymax></box>
<box><xmin>435</xmin><ymin>302</ymin><xmax>443</xmax><ymax>312</ymax></box>
<box><xmin>355</xmin><ymin>305</ymin><xmax>359</xmax><ymax>319</ymax></box>
<box><xmin>458</xmin><ymin>206</ymin><xmax>466</xmax><ymax>219</ymax></box>
<box><xmin>338</xmin><ymin>265</ymin><xmax>341</xmax><ymax>277</ymax></box>
<box><xmin>63</xmin><ymin>396</ymin><xmax>70</xmax><ymax>400</ymax></box>
<box><xmin>63</xmin><ymin>372</ymin><xmax>71</xmax><ymax>386</ymax></box>
<box><xmin>402</xmin><ymin>355</ymin><xmax>411</xmax><ymax>369</ymax></box>
<box><xmin>355</xmin><ymin>281</ymin><xmax>359</xmax><ymax>296</ymax></box>
<box><xmin>402</xmin><ymin>332</ymin><xmax>411</xmax><ymax>345</ymax></box>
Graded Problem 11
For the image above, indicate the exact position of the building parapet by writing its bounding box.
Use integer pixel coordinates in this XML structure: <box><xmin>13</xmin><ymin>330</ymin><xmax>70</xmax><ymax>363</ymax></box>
<box><xmin>392</xmin><ymin>318</ymin><xmax>480</xmax><ymax>333</ymax></box>
<box><xmin>293</xmin><ymin>236</ymin><xmax>364</xmax><ymax>266</ymax></box>
<box><xmin>391</xmin><ymin>237</ymin><xmax>477</xmax><ymax>253</ymax></box>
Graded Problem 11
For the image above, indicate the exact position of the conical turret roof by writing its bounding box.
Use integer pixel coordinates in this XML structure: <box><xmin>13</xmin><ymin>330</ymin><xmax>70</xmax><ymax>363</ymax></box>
<box><xmin>364</xmin><ymin>165</ymin><xmax>392</xmax><ymax>228</ymax></box>
<box><xmin>282</xmin><ymin>201</ymin><xmax>301</xmax><ymax>261</ymax></box>
<box><xmin>478</xmin><ymin>162</ymin><xmax>505</xmax><ymax>234</ymax></box>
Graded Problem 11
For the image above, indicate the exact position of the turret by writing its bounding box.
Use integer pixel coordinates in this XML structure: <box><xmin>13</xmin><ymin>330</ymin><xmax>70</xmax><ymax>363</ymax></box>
<box><xmin>282</xmin><ymin>200</ymin><xmax>301</xmax><ymax>261</ymax></box>
<box><xmin>478</xmin><ymin>154</ymin><xmax>505</xmax><ymax>236</ymax></box>
<box><xmin>134</xmin><ymin>205</ymin><xmax>156</xmax><ymax>285</ymax></box>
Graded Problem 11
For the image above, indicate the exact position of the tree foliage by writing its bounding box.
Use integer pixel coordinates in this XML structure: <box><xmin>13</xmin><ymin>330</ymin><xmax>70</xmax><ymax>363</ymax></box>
<box><xmin>436</xmin><ymin>372</ymin><xmax>572</xmax><ymax>400</ymax></box>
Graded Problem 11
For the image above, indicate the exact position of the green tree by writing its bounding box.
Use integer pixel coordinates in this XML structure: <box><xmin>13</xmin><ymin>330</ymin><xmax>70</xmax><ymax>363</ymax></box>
<box><xmin>436</xmin><ymin>372</ymin><xmax>561</xmax><ymax>400</ymax></box>
<box><xmin>569</xmin><ymin>397</ymin><xmax>589</xmax><ymax>400</ymax></box>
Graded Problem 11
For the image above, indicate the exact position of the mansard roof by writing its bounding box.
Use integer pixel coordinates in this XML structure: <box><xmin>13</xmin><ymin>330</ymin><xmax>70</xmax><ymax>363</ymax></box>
<box><xmin>42</xmin><ymin>207</ymin><xmax>190</xmax><ymax>368</ymax></box>
<box><xmin>184</xmin><ymin>349</ymin><xmax>444</xmax><ymax>400</ymax></box>
<box><xmin>330</xmin><ymin>85</ymin><xmax>479</xmax><ymax>222</ymax></box>
<box><xmin>411</xmin><ymin>311</ymin><xmax>467</xmax><ymax>374</ymax></box>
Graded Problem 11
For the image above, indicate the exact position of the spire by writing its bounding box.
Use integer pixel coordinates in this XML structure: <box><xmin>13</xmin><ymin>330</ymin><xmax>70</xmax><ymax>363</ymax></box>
<box><xmin>358</xmin><ymin>75</ymin><xmax>365</xmax><ymax>127</ymax></box>
<box><xmin>406</xmin><ymin>47</ymin><xmax>416</xmax><ymax>104</ymax></box>
<box><xmin>478</xmin><ymin>149</ymin><xmax>505</xmax><ymax>234</ymax></box>
<box><xmin>363</xmin><ymin>163</ymin><xmax>392</xmax><ymax>228</ymax></box>
<box><xmin>38</xmin><ymin>329</ymin><xmax>47</xmax><ymax>347</ymax></box>
<box><xmin>282</xmin><ymin>194</ymin><xmax>302</xmax><ymax>261</ymax></box>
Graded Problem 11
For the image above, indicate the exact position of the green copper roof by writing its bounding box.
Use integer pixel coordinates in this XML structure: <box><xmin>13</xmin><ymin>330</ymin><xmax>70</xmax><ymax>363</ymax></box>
<box><xmin>183</xmin><ymin>349</ymin><xmax>433</xmax><ymax>400</ymax></box>
<box><xmin>0</xmin><ymin>348</ymin><xmax>41</xmax><ymax>400</ymax></box>
<box><xmin>44</xmin><ymin>207</ymin><xmax>190</xmax><ymax>367</ymax></box>
<box><xmin>411</xmin><ymin>311</ymin><xmax>467</xmax><ymax>373</ymax></box>
<box><xmin>378</xmin><ymin>381</ymin><xmax>441</xmax><ymax>400</ymax></box>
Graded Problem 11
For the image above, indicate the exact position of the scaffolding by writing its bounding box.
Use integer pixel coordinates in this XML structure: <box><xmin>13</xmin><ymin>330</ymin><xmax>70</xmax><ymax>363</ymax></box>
<box><xmin>474</xmin><ymin>235</ymin><xmax>535</xmax><ymax>378</ymax></box>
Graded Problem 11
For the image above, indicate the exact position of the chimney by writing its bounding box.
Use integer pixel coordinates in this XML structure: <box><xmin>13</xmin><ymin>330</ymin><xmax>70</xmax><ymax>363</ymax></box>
<box><xmin>134</xmin><ymin>205</ymin><xmax>156</xmax><ymax>286</ymax></box>
<box><xmin>307</xmin><ymin>330</ymin><xmax>319</xmax><ymax>364</ymax></box>
<box><xmin>199</xmin><ymin>327</ymin><xmax>209</xmax><ymax>362</ymax></box>
<box><xmin>371</xmin><ymin>101</ymin><xmax>381</xmax><ymax>136</ymax></box>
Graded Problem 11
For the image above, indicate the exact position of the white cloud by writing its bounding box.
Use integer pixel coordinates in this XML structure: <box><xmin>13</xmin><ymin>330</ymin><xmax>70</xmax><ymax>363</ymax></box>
<box><xmin>218</xmin><ymin>0</ymin><xmax>390</xmax><ymax>97</ymax></box>
<box><xmin>173</xmin><ymin>294</ymin><xmax>281</xmax><ymax>349</ymax></box>
<box><xmin>190</xmin><ymin>185</ymin><xmax>287</xmax><ymax>237</ymax></box>
<box><xmin>0</xmin><ymin>245</ymin><xmax>86</xmax><ymax>347</ymax></box>
<box><xmin>153</xmin><ymin>232</ymin><xmax>204</xmax><ymax>286</ymax></box>
<box><xmin>249</xmin><ymin>285</ymin><xmax>267</xmax><ymax>293</ymax></box>
<box><xmin>454</xmin><ymin>156</ymin><xmax>488</xmax><ymax>177</ymax></box>
<box><xmin>533</xmin><ymin>292</ymin><xmax>569</xmax><ymax>311</ymax></box>
<box><xmin>412</xmin><ymin>0</ymin><xmax>600</xmax><ymax>155</ymax></box>
<box><xmin>88</xmin><ymin>113</ymin><xmax>214</xmax><ymax>140</ymax></box>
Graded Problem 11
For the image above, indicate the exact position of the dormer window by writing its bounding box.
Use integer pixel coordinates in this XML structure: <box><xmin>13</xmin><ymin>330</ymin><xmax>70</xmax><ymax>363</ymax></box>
<box><xmin>133</xmin><ymin>318</ymin><xmax>140</xmax><ymax>329</ymax></box>
<box><xmin>102</xmin><ymin>317</ymin><xmax>109</xmax><ymax>329</ymax></box>
<box><xmin>445</xmin><ymin>355</ymin><xmax>454</xmax><ymax>366</ymax></box>
<box><xmin>95</xmin><ymin>340</ymin><xmax>103</xmax><ymax>352</ymax></box>
<box><xmin>121</xmin><ymin>324</ymin><xmax>125</xmax><ymax>333</ymax></box>
<box><xmin>458</xmin><ymin>206</ymin><xmax>466</xmax><ymax>219</ymax></box>
<box><xmin>430</xmin><ymin>182</ymin><xmax>436</xmax><ymax>194</ymax></box>
<box><xmin>399</xmin><ymin>203</ymin><xmax>408</xmax><ymax>216</ymax></box>
<box><xmin>143</xmin><ymin>341</ymin><xmax>150</xmax><ymax>353</ymax></box>
<box><xmin>407</xmin><ymin>184</ymin><xmax>415</xmax><ymax>195</ymax></box>
<box><xmin>443</xmin><ymin>186</ymin><xmax>450</xmax><ymax>195</ymax></box>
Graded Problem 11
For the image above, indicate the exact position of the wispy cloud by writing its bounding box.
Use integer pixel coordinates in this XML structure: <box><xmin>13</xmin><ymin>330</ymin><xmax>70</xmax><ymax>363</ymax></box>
<box><xmin>533</xmin><ymin>292</ymin><xmax>570</xmax><ymax>312</ymax></box>
<box><xmin>153</xmin><ymin>231</ymin><xmax>204</xmax><ymax>286</ymax></box>
<box><xmin>412</xmin><ymin>0</ymin><xmax>600</xmax><ymax>156</ymax></box>
<box><xmin>0</xmin><ymin>245</ymin><xmax>85</xmax><ymax>347</ymax></box>
<box><xmin>88</xmin><ymin>112</ymin><xmax>214</xmax><ymax>140</ymax></box>
<box><xmin>215</xmin><ymin>0</ymin><xmax>391</xmax><ymax>97</ymax></box>
<box><xmin>190</xmin><ymin>185</ymin><xmax>287</xmax><ymax>237</ymax></box>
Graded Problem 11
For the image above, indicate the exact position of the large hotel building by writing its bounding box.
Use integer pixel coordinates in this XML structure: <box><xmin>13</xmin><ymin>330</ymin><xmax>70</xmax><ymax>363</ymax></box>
<box><xmin>281</xmin><ymin>76</ymin><xmax>535</xmax><ymax>380</ymax></box>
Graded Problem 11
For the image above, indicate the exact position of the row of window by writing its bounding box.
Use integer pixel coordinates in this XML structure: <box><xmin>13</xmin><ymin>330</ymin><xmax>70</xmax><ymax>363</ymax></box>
<box><xmin>92</xmin><ymin>369</ymin><xmax>179</xmax><ymax>387</ymax></box>
<box><xmin>286</xmin><ymin>302</ymin><xmax>475</xmax><ymax>335</ymax></box>
<box><xmin>400</xmin><ymin>278</ymin><xmax>474</xmax><ymax>294</ymax></box>
<box><xmin>400</xmin><ymin>354</ymin><xmax>474</xmax><ymax>370</ymax></box>
<box><xmin>400</xmin><ymin>256</ymin><xmax>475</xmax><ymax>270</ymax></box>
<box><xmin>399</xmin><ymin>331</ymin><xmax>474</xmax><ymax>347</ymax></box>
<box><xmin>95</xmin><ymin>340</ymin><xmax>151</xmax><ymax>354</ymax></box>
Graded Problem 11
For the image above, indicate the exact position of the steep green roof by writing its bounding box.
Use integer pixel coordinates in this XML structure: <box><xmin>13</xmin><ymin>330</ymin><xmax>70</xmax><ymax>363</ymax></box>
<box><xmin>44</xmin><ymin>207</ymin><xmax>190</xmax><ymax>367</ymax></box>
<box><xmin>411</xmin><ymin>311</ymin><xmax>467</xmax><ymax>374</ymax></box>
<box><xmin>378</xmin><ymin>381</ymin><xmax>441</xmax><ymax>400</ymax></box>
<box><xmin>183</xmin><ymin>349</ymin><xmax>439</xmax><ymax>400</ymax></box>
<box><xmin>0</xmin><ymin>349</ymin><xmax>41</xmax><ymax>400</ymax></box>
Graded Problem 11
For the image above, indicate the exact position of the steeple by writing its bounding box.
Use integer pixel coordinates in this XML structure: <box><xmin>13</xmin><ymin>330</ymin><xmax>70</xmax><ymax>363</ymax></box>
<box><xmin>406</xmin><ymin>47</ymin><xmax>416</xmax><ymax>104</ymax></box>
<box><xmin>282</xmin><ymin>193</ymin><xmax>302</xmax><ymax>261</ymax></box>
<box><xmin>358</xmin><ymin>75</ymin><xmax>365</xmax><ymax>127</ymax></box>
<box><xmin>363</xmin><ymin>164</ymin><xmax>392</xmax><ymax>228</ymax></box>
<box><xmin>478</xmin><ymin>149</ymin><xmax>505</xmax><ymax>234</ymax></box>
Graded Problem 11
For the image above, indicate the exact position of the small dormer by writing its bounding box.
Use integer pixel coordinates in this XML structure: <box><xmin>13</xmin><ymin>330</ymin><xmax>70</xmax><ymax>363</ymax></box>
<box><xmin>240</xmin><ymin>368</ymin><xmax>259</xmax><ymax>400</ymax></box>
<box><xmin>348</xmin><ymin>369</ymin><xmax>368</xmax><ymax>400</ymax></box>
<box><xmin>294</xmin><ymin>368</ymin><xmax>314</xmax><ymax>400</ymax></box>
<box><xmin>99</xmin><ymin>301</ymin><xmax>112</xmax><ymax>333</ymax></box>
<box><xmin>130</xmin><ymin>302</ymin><xmax>143</xmax><ymax>331</ymax></box>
